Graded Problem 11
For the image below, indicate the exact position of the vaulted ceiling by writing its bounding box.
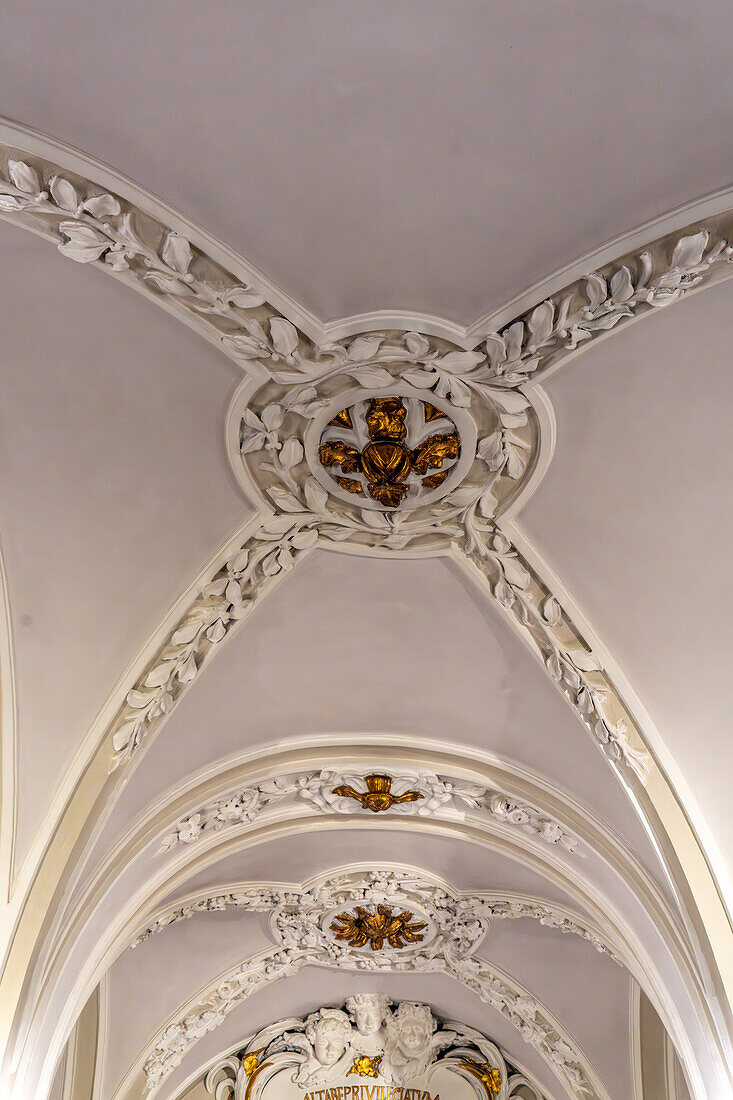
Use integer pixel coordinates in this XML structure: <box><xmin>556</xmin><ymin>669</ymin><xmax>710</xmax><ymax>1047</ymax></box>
<box><xmin>0</xmin><ymin>7</ymin><xmax>731</xmax><ymax>1100</ymax></box>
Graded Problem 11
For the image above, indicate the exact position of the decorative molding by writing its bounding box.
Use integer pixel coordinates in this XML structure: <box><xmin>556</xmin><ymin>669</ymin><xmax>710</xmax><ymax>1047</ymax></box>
<box><xmin>203</xmin><ymin>997</ymin><xmax>543</xmax><ymax>1099</ymax></box>
<box><xmin>299</xmin><ymin>770</ymin><xmax>487</xmax><ymax>817</ymax></box>
<box><xmin>159</xmin><ymin>775</ymin><xmax>303</xmax><ymax>850</ymax></box>
<box><xmin>129</xmin><ymin>873</ymin><xmax>620</xmax><ymax>963</ymax></box>
<box><xmin>2</xmin><ymin>146</ymin><xmax>730</xmax><ymax>385</ymax></box>
<box><xmin>230</xmin><ymin>367</ymin><xmax>536</xmax><ymax>550</ymax></box>
<box><xmin>109</xmin><ymin>518</ymin><xmax>318</xmax><ymax>767</ymax></box>
<box><xmin>141</xmin><ymin>869</ymin><xmax>610</xmax><ymax>1098</ymax></box>
<box><xmin>159</xmin><ymin>768</ymin><xmax>579</xmax><ymax>854</ymax></box>
<box><xmin>0</xmin><ymin>126</ymin><xmax>731</xmax><ymax>1100</ymax></box>
<box><xmin>1</xmin><ymin>143</ymin><xmax>721</xmax><ymax>781</ymax></box>
<box><xmin>460</xmin><ymin>529</ymin><xmax>651</xmax><ymax>781</ymax></box>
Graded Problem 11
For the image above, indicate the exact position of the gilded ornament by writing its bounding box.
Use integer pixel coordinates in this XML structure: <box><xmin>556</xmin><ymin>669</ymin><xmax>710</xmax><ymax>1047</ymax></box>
<box><xmin>318</xmin><ymin>397</ymin><xmax>461</xmax><ymax>507</ymax></box>
<box><xmin>347</xmin><ymin>1055</ymin><xmax>383</xmax><ymax>1078</ymax></box>
<box><xmin>423</xmin><ymin>402</ymin><xmax>446</xmax><ymax>423</ymax></box>
<box><xmin>330</xmin><ymin>905</ymin><xmax>427</xmax><ymax>950</ymax></box>
<box><xmin>318</xmin><ymin>438</ymin><xmax>361</xmax><ymax>473</ymax></box>
<box><xmin>331</xmin><ymin>773</ymin><xmax>425</xmax><ymax>813</ymax></box>
<box><xmin>336</xmin><ymin>476</ymin><xmax>364</xmax><ymax>494</ymax></box>
<box><xmin>242</xmin><ymin>1052</ymin><xmax>262</xmax><ymax>1076</ymax></box>
<box><xmin>411</xmin><ymin>431</ymin><xmax>461</xmax><ymax>475</ymax></box>
<box><xmin>459</xmin><ymin>1060</ymin><xmax>502</xmax><ymax>1098</ymax></box>
<box><xmin>329</xmin><ymin>408</ymin><xmax>354</xmax><ymax>429</ymax></box>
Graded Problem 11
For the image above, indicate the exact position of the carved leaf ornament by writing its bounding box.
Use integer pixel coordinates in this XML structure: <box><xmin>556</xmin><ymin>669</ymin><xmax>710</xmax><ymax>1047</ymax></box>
<box><xmin>1</xmin><ymin>149</ymin><xmax>730</xmax><ymax>1100</ymax></box>
<box><xmin>140</xmin><ymin>871</ymin><xmax>609</xmax><ymax>1096</ymax></box>
<box><xmin>159</xmin><ymin>768</ymin><xmax>580</xmax><ymax>854</ymax></box>
<box><xmin>4</xmin><ymin>153</ymin><xmax>724</xmax><ymax>784</ymax></box>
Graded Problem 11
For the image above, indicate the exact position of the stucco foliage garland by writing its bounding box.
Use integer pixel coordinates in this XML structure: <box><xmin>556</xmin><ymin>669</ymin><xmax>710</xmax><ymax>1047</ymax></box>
<box><xmin>159</xmin><ymin>768</ymin><xmax>580</xmax><ymax>854</ymax></box>
<box><xmin>110</xmin><ymin>517</ymin><xmax>319</xmax><ymax>766</ymax></box>
<box><xmin>130</xmin><ymin>885</ymin><xmax>619</xmax><ymax>963</ymax></box>
<box><xmin>2</xmin><ymin>151</ymin><xmax>730</xmax><ymax>393</ymax></box>
<box><xmin>2</xmin><ymin>150</ymin><xmax>727</xmax><ymax>777</ymax></box>
<box><xmin>139</xmin><ymin>870</ymin><xmax>609</xmax><ymax>1096</ymax></box>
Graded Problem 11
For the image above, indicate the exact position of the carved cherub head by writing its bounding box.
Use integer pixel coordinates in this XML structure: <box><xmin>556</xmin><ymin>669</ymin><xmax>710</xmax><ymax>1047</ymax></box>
<box><xmin>387</xmin><ymin>1002</ymin><xmax>435</xmax><ymax>1058</ymax></box>
<box><xmin>346</xmin><ymin>993</ymin><xmax>391</xmax><ymax>1036</ymax></box>
<box><xmin>304</xmin><ymin>1008</ymin><xmax>352</xmax><ymax>1066</ymax></box>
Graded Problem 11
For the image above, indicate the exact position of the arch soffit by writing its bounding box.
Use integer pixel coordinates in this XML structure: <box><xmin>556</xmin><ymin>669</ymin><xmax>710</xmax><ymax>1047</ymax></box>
<box><xmin>24</xmin><ymin>822</ymin><xmax>715</xmax><ymax>1100</ymax></box>
<box><xmin>102</xmin><ymin>862</ymin><xmax>619</xmax><ymax>1100</ymax></box>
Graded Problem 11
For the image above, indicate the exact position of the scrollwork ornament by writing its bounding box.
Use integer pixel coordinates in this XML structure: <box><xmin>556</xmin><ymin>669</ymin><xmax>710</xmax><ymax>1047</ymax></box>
<box><xmin>130</xmin><ymin>869</ymin><xmax>620</xmax><ymax>962</ymax></box>
<box><xmin>144</xmin><ymin>909</ymin><xmax>601</xmax><ymax>1096</ymax></box>
<box><xmin>135</xmin><ymin>867</ymin><xmax>619</xmax><ymax>1093</ymax></box>
<box><xmin>204</xmin><ymin>999</ymin><xmax>543</xmax><ymax>1100</ymax></box>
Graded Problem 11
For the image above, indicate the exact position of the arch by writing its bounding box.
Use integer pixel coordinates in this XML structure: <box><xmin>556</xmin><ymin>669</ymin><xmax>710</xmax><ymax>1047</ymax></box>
<box><xmin>1</xmin><ymin>118</ymin><xmax>732</xmax><ymax>1100</ymax></box>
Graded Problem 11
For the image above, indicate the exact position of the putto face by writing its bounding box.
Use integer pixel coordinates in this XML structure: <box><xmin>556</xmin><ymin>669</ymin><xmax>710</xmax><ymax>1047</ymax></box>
<box><xmin>398</xmin><ymin>1019</ymin><xmax>431</xmax><ymax>1054</ymax></box>
<box><xmin>313</xmin><ymin>1024</ymin><xmax>348</xmax><ymax>1066</ymax></box>
<box><xmin>355</xmin><ymin>1006</ymin><xmax>382</xmax><ymax>1035</ymax></box>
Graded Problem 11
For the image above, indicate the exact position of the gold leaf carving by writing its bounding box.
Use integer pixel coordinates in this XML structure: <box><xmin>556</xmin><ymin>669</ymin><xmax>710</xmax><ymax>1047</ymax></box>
<box><xmin>330</xmin><ymin>904</ymin><xmax>427</xmax><ymax>950</ymax></box>
<box><xmin>318</xmin><ymin>398</ymin><xmax>461</xmax><ymax>506</ymax></box>
<box><xmin>331</xmin><ymin>773</ymin><xmax>424</xmax><ymax>812</ymax></box>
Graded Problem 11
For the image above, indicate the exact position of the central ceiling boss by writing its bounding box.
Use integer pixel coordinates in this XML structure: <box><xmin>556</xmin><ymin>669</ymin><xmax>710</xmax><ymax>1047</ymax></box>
<box><xmin>230</xmin><ymin>327</ymin><xmax>545</xmax><ymax>553</ymax></box>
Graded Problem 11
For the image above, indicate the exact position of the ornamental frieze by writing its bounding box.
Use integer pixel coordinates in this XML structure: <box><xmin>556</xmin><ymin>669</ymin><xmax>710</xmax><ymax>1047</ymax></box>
<box><xmin>203</xmin><ymin>996</ymin><xmax>543</xmax><ymax>1099</ymax></box>
<box><xmin>140</xmin><ymin>869</ymin><xmax>616</xmax><ymax>1096</ymax></box>
<box><xmin>159</xmin><ymin>768</ymin><xmax>580</xmax><ymax>854</ymax></box>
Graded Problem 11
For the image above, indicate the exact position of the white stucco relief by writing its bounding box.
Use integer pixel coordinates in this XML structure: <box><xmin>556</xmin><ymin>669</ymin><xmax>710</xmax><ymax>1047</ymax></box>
<box><xmin>137</xmin><ymin>869</ymin><xmax>610</xmax><ymax>1100</ymax></box>
<box><xmin>1</xmin><ymin>125</ymin><xmax>733</xmax><ymax>1100</ymax></box>
<box><xmin>203</xmin><ymin>996</ymin><xmax>545</xmax><ymax>1100</ymax></box>
<box><xmin>4</xmin><ymin>138</ymin><xmax>732</xmax><ymax>794</ymax></box>
<box><xmin>159</xmin><ymin>769</ymin><xmax>579</xmax><ymax>856</ymax></box>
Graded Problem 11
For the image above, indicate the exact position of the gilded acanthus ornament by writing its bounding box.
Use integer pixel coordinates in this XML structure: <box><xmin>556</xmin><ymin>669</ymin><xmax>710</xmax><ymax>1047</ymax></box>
<box><xmin>347</xmin><ymin>1055</ymin><xmax>383</xmax><ymax>1078</ymax></box>
<box><xmin>331</xmin><ymin>773</ymin><xmax>425</xmax><ymax>812</ymax></box>
<box><xmin>318</xmin><ymin>396</ymin><xmax>461</xmax><ymax>507</ymax></box>
<box><xmin>330</xmin><ymin>904</ymin><xmax>428</xmax><ymax>950</ymax></box>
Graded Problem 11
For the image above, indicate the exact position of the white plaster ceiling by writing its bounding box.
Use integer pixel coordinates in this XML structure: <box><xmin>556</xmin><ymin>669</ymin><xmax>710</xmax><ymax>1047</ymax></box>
<box><xmin>1</xmin><ymin>7</ymin><xmax>732</xmax><ymax>1100</ymax></box>
<box><xmin>1</xmin><ymin>3</ymin><xmax>733</xmax><ymax>323</ymax></box>
<box><xmin>93</xmin><ymin>550</ymin><xmax>660</xmax><ymax>868</ymax></box>
<box><xmin>521</xmin><ymin>281</ymin><xmax>733</xmax><ymax>878</ymax></box>
<box><xmin>0</xmin><ymin>221</ymin><xmax>247</xmax><ymax>867</ymax></box>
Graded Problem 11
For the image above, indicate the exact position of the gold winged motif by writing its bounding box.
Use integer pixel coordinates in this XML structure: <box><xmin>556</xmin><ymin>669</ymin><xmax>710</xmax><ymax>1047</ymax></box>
<box><xmin>330</xmin><ymin>904</ymin><xmax>427</xmax><ymax>950</ymax></box>
<box><xmin>331</xmin><ymin>773</ymin><xmax>425</xmax><ymax>813</ymax></box>
<box><xmin>318</xmin><ymin>397</ymin><xmax>460</xmax><ymax>507</ymax></box>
